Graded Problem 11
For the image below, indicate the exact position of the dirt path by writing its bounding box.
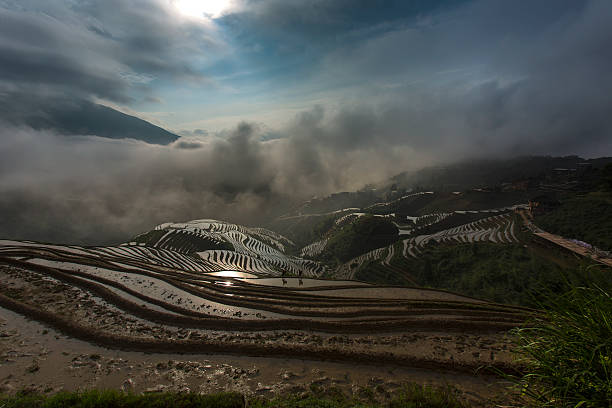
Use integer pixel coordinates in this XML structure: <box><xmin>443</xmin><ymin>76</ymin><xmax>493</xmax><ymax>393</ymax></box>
<box><xmin>518</xmin><ymin>210</ymin><xmax>612</xmax><ymax>267</ymax></box>
<box><xmin>533</xmin><ymin>232</ymin><xmax>612</xmax><ymax>267</ymax></box>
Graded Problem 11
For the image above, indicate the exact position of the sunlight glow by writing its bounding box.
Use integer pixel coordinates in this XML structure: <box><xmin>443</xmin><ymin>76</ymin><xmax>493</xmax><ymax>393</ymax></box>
<box><xmin>173</xmin><ymin>0</ymin><xmax>230</xmax><ymax>19</ymax></box>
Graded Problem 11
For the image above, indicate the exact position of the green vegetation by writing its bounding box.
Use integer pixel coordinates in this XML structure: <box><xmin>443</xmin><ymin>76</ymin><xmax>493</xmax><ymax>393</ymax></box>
<box><xmin>269</xmin><ymin>214</ymin><xmax>337</xmax><ymax>250</ymax></box>
<box><xmin>393</xmin><ymin>155</ymin><xmax>592</xmax><ymax>193</ymax></box>
<box><xmin>603</xmin><ymin>163</ymin><xmax>612</xmax><ymax>191</ymax></box>
<box><xmin>408</xmin><ymin>243</ymin><xmax>569</xmax><ymax>306</ymax></box>
<box><xmin>536</xmin><ymin>192</ymin><xmax>612</xmax><ymax>251</ymax></box>
<box><xmin>353</xmin><ymin>243</ymin><xmax>415</xmax><ymax>286</ymax></box>
<box><xmin>513</xmin><ymin>284</ymin><xmax>612</xmax><ymax>407</ymax></box>
<box><xmin>251</xmin><ymin>383</ymin><xmax>468</xmax><ymax>408</ymax></box>
<box><xmin>312</xmin><ymin>215</ymin><xmax>337</xmax><ymax>239</ymax></box>
<box><xmin>412</xmin><ymin>212</ymin><xmax>499</xmax><ymax>237</ymax></box>
<box><xmin>355</xmin><ymin>258</ymin><xmax>410</xmax><ymax>286</ymax></box>
<box><xmin>321</xmin><ymin>216</ymin><xmax>399</xmax><ymax>264</ymax></box>
<box><xmin>415</xmin><ymin>190</ymin><xmax>527</xmax><ymax>215</ymax></box>
<box><xmin>386</xmin><ymin>383</ymin><xmax>469</xmax><ymax>408</ymax></box>
<box><xmin>357</xmin><ymin>241</ymin><xmax>604</xmax><ymax>307</ymax></box>
<box><xmin>0</xmin><ymin>390</ymin><xmax>244</xmax><ymax>408</ymax></box>
<box><xmin>367</xmin><ymin>192</ymin><xmax>436</xmax><ymax>216</ymax></box>
<box><xmin>295</xmin><ymin>191</ymin><xmax>378</xmax><ymax>217</ymax></box>
<box><xmin>0</xmin><ymin>384</ymin><xmax>469</xmax><ymax>408</ymax></box>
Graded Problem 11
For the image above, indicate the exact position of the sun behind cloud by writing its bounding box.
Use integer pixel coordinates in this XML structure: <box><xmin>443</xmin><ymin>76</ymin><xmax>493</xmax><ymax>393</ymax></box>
<box><xmin>173</xmin><ymin>0</ymin><xmax>231</xmax><ymax>19</ymax></box>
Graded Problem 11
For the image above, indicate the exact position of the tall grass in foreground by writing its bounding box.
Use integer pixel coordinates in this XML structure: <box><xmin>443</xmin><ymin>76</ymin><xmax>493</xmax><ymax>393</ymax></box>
<box><xmin>513</xmin><ymin>285</ymin><xmax>612</xmax><ymax>407</ymax></box>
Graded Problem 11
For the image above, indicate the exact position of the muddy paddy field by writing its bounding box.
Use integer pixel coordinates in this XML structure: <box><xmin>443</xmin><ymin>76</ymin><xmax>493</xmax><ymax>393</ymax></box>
<box><xmin>0</xmin><ymin>307</ymin><xmax>518</xmax><ymax>407</ymax></box>
<box><xmin>0</xmin><ymin>242</ymin><xmax>530</xmax><ymax>406</ymax></box>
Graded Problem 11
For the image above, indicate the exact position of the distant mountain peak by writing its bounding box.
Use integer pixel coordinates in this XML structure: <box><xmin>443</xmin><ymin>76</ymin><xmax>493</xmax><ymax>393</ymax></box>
<box><xmin>1</xmin><ymin>96</ymin><xmax>179</xmax><ymax>145</ymax></box>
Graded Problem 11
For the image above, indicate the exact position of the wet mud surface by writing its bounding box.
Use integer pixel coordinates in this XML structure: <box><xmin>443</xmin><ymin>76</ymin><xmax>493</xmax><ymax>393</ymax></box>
<box><xmin>0</xmin><ymin>308</ymin><xmax>517</xmax><ymax>407</ymax></box>
<box><xmin>0</xmin><ymin>265</ymin><xmax>518</xmax><ymax>368</ymax></box>
<box><xmin>0</xmin><ymin>248</ymin><xmax>527</xmax><ymax>406</ymax></box>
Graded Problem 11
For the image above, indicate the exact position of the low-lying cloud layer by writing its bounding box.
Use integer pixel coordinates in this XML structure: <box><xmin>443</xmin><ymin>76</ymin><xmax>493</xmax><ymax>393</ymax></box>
<box><xmin>1</xmin><ymin>0</ymin><xmax>611</xmax><ymax>243</ymax></box>
<box><xmin>0</xmin><ymin>114</ymin><xmax>426</xmax><ymax>244</ymax></box>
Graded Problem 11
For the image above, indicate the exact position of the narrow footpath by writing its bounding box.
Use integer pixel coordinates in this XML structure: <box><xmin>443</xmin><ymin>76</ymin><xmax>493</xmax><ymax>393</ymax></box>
<box><xmin>518</xmin><ymin>210</ymin><xmax>612</xmax><ymax>268</ymax></box>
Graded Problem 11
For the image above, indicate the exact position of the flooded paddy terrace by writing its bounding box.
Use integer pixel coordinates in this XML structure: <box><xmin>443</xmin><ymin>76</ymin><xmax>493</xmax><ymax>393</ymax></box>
<box><xmin>0</xmin><ymin>240</ymin><xmax>529</xmax><ymax>404</ymax></box>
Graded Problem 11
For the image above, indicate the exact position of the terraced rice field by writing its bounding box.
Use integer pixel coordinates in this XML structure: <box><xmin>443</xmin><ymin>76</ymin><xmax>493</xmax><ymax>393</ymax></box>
<box><xmin>0</xmin><ymin>239</ymin><xmax>530</xmax><ymax>375</ymax></box>
<box><xmin>300</xmin><ymin>238</ymin><xmax>329</xmax><ymax>258</ymax></box>
<box><xmin>364</xmin><ymin>192</ymin><xmax>435</xmax><ymax>213</ymax></box>
<box><xmin>131</xmin><ymin>219</ymin><xmax>326</xmax><ymax>277</ymax></box>
<box><xmin>402</xmin><ymin>213</ymin><xmax>519</xmax><ymax>258</ymax></box>
<box><xmin>335</xmin><ymin>210</ymin><xmax>522</xmax><ymax>280</ymax></box>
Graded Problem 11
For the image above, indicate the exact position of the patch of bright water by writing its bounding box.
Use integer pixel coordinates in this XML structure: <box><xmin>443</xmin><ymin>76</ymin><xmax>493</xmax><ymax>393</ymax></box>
<box><xmin>206</xmin><ymin>271</ymin><xmax>259</xmax><ymax>279</ymax></box>
<box><xmin>22</xmin><ymin>258</ymin><xmax>284</xmax><ymax>319</ymax></box>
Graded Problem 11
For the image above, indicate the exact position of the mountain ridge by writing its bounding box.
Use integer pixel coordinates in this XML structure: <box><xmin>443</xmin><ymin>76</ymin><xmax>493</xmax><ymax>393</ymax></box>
<box><xmin>0</xmin><ymin>96</ymin><xmax>179</xmax><ymax>145</ymax></box>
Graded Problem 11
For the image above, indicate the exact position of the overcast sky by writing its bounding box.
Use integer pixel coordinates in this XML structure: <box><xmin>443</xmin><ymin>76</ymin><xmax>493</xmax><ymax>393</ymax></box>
<box><xmin>1</xmin><ymin>0</ymin><xmax>611</xmax><ymax>243</ymax></box>
<box><xmin>1</xmin><ymin>0</ymin><xmax>611</xmax><ymax>139</ymax></box>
